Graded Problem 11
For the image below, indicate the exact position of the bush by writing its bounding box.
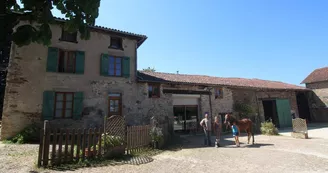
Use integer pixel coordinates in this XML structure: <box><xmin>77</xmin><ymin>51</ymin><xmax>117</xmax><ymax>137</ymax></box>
<box><xmin>149</xmin><ymin>127</ymin><xmax>163</xmax><ymax>142</ymax></box>
<box><xmin>99</xmin><ymin>134</ymin><xmax>125</xmax><ymax>148</ymax></box>
<box><xmin>260</xmin><ymin>121</ymin><xmax>279</xmax><ymax>135</ymax></box>
<box><xmin>9</xmin><ymin>124</ymin><xmax>40</xmax><ymax>144</ymax></box>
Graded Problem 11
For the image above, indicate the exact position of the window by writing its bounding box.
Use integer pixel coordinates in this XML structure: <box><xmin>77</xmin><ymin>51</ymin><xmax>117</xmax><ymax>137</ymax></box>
<box><xmin>148</xmin><ymin>84</ymin><xmax>160</xmax><ymax>98</ymax></box>
<box><xmin>100</xmin><ymin>54</ymin><xmax>130</xmax><ymax>77</ymax></box>
<box><xmin>54</xmin><ymin>92</ymin><xmax>74</xmax><ymax>119</ymax></box>
<box><xmin>58</xmin><ymin>50</ymin><xmax>76</xmax><ymax>73</ymax></box>
<box><xmin>60</xmin><ymin>28</ymin><xmax>77</xmax><ymax>43</ymax></box>
<box><xmin>46</xmin><ymin>47</ymin><xmax>85</xmax><ymax>74</ymax></box>
<box><xmin>109</xmin><ymin>37</ymin><xmax>123</xmax><ymax>50</ymax></box>
<box><xmin>109</xmin><ymin>56</ymin><xmax>122</xmax><ymax>76</ymax></box>
<box><xmin>215</xmin><ymin>88</ymin><xmax>223</xmax><ymax>99</ymax></box>
<box><xmin>108</xmin><ymin>93</ymin><xmax>122</xmax><ymax>116</ymax></box>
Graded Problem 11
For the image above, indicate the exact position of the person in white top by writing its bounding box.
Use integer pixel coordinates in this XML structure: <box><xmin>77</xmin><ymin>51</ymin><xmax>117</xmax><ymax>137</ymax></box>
<box><xmin>200</xmin><ymin>112</ymin><xmax>212</xmax><ymax>146</ymax></box>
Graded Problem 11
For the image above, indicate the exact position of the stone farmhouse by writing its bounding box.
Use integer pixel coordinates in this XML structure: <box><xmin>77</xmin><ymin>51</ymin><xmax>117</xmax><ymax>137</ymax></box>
<box><xmin>0</xmin><ymin>17</ymin><xmax>311</xmax><ymax>139</ymax></box>
<box><xmin>302</xmin><ymin>66</ymin><xmax>328</xmax><ymax>122</ymax></box>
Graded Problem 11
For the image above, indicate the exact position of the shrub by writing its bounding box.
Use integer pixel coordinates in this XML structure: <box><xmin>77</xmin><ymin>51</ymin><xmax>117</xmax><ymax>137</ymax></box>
<box><xmin>149</xmin><ymin>127</ymin><xmax>163</xmax><ymax>142</ymax></box>
<box><xmin>260</xmin><ymin>121</ymin><xmax>279</xmax><ymax>135</ymax></box>
<box><xmin>9</xmin><ymin>124</ymin><xmax>40</xmax><ymax>144</ymax></box>
<box><xmin>99</xmin><ymin>134</ymin><xmax>125</xmax><ymax>148</ymax></box>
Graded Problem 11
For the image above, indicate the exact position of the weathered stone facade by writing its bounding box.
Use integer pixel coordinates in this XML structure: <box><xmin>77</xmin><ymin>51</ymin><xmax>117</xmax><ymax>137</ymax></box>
<box><xmin>305</xmin><ymin>82</ymin><xmax>328</xmax><ymax>122</ymax></box>
<box><xmin>1</xmin><ymin>21</ymin><xmax>145</xmax><ymax>139</ymax></box>
<box><xmin>146</xmin><ymin>84</ymin><xmax>234</xmax><ymax>123</ymax></box>
<box><xmin>200</xmin><ymin>87</ymin><xmax>233</xmax><ymax>120</ymax></box>
<box><xmin>231</xmin><ymin>88</ymin><xmax>298</xmax><ymax>130</ymax></box>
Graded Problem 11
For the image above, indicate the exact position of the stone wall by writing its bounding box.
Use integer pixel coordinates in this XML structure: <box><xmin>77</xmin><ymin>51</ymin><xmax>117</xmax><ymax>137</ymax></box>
<box><xmin>232</xmin><ymin>88</ymin><xmax>298</xmax><ymax>130</ymax></box>
<box><xmin>1</xmin><ymin>21</ymin><xmax>141</xmax><ymax>139</ymax></box>
<box><xmin>200</xmin><ymin>87</ymin><xmax>233</xmax><ymax>122</ymax></box>
<box><xmin>306</xmin><ymin>82</ymin><xmax>328</xmax><ymax>122</ymax></box>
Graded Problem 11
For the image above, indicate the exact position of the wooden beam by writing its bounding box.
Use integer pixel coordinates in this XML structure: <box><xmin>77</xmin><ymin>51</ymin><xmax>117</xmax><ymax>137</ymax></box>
<box><xmin>163</xmin><ymin>89</ymin><xmax>211</xmax><ymax>95</ymax></box>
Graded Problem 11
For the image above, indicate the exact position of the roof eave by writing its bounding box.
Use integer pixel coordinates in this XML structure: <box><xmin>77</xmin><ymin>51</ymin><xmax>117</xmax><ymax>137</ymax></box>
<box><xmin>13</xmin><ymin>11</ymin><xmax>148</xmax><ymax>46</ymax></box>
<box><xmin>137</xmin><ymin>36</ymin><xmax>148</xmax><ymax>49</ymax></box>
<box><xmin>137</xmin><ymin>79</ymin><xmax>308</xmax><ymax>91</ymax></box>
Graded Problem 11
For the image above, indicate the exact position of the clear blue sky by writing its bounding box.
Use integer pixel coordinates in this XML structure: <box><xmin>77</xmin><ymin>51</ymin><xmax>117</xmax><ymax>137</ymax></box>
<box><xmin>51</xmin><ymin>0</ymin><xmax>328</xmax><ymax>86</ymax></box>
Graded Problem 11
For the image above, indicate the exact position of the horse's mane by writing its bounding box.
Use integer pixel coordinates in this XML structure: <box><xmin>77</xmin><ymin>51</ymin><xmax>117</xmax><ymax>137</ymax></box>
<box><xmin>228</xmin><ymin>114</ymin><xmax>237</xmax><ymax>124</ymax></box>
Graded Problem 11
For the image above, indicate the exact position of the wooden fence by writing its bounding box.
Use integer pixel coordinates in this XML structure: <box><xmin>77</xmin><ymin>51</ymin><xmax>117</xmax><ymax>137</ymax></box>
<box><xmin>126</xmin><ymin>125</ymin><xmax>151</xmax><ymax>154</ymax></box>
<box><xmin>38</xmin><ymin>121</ymin><xmax>170</xmax><ymax>167</ymax></box>
<box><xmin>38</xmin><ymin>121</ymin><xmax>103</xmax><ymax>167</ymax></box>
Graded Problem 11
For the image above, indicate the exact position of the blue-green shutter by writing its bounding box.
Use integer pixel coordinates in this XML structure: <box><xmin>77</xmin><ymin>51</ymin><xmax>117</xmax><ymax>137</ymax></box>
<box><xmin>100</xmin><ymin>54</ymin><xmax>109</xmax><ymax>76</ymax></box>
<box><xmin>46</xmin><ymin>47</ymin><xmax>59</xmax><ymax>72</ymax></box>
<box><xmin>75</xmin><ymin>51</ymin><xmax>85</xmax><ymax>74</ymax></box>
<box><xmin>42</xmin><ymin>91</ymin><xmax>55</xmax><ymax>120</ymax></box>
<box><xmin>73</xmin><ymin>92</ymin><xmax>84</xmax><ymax>120</ymax></box>
<box><xmin>122</xmin><ymin>57</ymin><xmax>130</xmax><ymax>78</ymax></box>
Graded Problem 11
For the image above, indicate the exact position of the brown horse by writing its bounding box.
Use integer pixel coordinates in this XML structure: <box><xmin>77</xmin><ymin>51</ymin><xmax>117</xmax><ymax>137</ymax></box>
<box><xmin>224</xmin><ymin>114</ymin><xmax>255</xmax><ymax>145</ymax></box>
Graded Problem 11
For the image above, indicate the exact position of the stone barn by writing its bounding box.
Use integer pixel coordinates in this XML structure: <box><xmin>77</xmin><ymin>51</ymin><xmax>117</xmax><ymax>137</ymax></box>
<box><xmin>137</xmin><ymin>71</ymin><xmax>308</xmax><ymax>133</ymax></box>
<box><xmin>302</xmin><ymin>66</ymin><xmax>328</xmax><ymax>122</ymax></box>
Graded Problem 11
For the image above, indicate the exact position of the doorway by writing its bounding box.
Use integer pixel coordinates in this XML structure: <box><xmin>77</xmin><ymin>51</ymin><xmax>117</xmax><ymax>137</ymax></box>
<box><xmin>262</xmin><ymin>100</ymin><xmax>280</xmax><ymax>127</ymax></box>
<box><xmin>173</xmin><ymin>105</ymin><xmax>198</xmax><ymax>133</ymax></box>
<box><xmin>296</xmin><ymin>92</ymin><xmax>312</xmax><ymax>122</ymax></box>
<box><xmin>262</xmin><ymin>99</ymin><xmax>293</xmax><ymax>128</ymax></box>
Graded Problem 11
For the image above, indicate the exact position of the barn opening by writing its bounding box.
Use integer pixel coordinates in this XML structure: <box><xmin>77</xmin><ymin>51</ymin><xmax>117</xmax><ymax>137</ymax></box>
<box><xmin>262</xmin><ymin>99</ymin><xmax>293</xmax><ymax>128</ymax></box>
<box><xmin>262</xmin><ymin>100</ymin><xmax>280</xmax><ymax>128</ymax></box>
<box><xmin>296</xmin><ymin>91</ymin><xmax>312</xmax><ymax>122</ymax></box>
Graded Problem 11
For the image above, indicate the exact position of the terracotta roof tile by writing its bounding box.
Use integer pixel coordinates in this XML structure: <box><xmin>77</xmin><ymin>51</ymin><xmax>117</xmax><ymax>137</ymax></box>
<box><xmin>301</xmin><ymin>67</ymin><xmax>328</xmax><ymax>84</ymax></box>
<box><xmin>138</xmin><ymin>71</ymin><xmax>307</xmax><ymax>90</ymax></box>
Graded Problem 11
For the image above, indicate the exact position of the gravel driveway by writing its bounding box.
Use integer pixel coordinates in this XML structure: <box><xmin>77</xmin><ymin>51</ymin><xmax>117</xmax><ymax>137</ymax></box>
<box><xmin>1</xmin><ymin>126</ymin><xmax>328</xmax><ymax>173</ymax></box>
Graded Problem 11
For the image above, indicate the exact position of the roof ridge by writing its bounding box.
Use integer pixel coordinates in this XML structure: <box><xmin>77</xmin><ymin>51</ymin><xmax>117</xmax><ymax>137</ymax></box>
<box><xmin>301</xmin><ymin>66</ymin><xmax>328</xmax><ymax>84</ymax></box>
<box><xmin>139</xmin><ymin>70</ymin><xmax>298</xmax><ymax>85</ymax></box>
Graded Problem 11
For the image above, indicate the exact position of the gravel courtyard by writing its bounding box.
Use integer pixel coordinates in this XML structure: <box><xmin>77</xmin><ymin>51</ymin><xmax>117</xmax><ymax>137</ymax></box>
<box><xmin>1</xmin><ymin>125</ymin><xmax>328</xmax><ymax>173</ymax></box>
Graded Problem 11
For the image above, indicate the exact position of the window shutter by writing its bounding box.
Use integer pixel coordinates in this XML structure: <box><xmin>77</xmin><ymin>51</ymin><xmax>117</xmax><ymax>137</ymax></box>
<box><xmin>100</xmin><ymin>54</ymin><xmax>109</xmax><ymax>76</ymax></box>
<box><xmin>122</xmin><ymin>57</ymin><xmax>130</xmax><ymax>78</ymax></box>
<box><xmin>46</xmin><ymin>47</ymin><xmax>59</xmax><ymax>72</ymax></box>
<box><xmin>42</xmin><ymin>91</ymin><xmax>55</xmax><ymax>120</ymax></box>
<box><xmin>73</xmin><ymin>92</ymin><xmax>84</xmax><ymax>120</ymax></box>
<box><xmin>75</xmin><ymin>51</ymin><xmax>85</xmax><ymax>74</ymax></box>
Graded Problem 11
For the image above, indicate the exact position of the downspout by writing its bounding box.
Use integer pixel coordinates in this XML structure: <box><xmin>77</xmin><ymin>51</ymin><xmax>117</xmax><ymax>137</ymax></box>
<box><xmin>135</xmin><ymin>42</ymin><xmax>138</xmax><ymax>81</ymax></box>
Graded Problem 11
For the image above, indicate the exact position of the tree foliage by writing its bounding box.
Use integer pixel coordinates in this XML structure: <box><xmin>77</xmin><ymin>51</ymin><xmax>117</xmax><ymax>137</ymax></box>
<box><xmin>6</xmin><ymin>0</ymin><xmax>101</xmax><ymax>47</ymax></box>
<box><xmin>142</xmin><ymin>67</ymin><xmax>156</xmax><ymax>72</ymax></box>
<box><xmin>233</xmin><ymin>102</ymin><xmax>254</xmax><ymax>118</ymax></box>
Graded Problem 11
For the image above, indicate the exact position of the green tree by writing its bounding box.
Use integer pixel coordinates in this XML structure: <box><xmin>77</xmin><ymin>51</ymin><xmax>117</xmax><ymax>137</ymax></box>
<box><xmin>0</xmin><ymin>0</ymin><xmax>101</xmax><ymax>118</ymax></box>
<box><xmin>5</xmin><ymin>0</ymin><xmax>101</xmax><ymax>47</ymax></box>
<box><xmin>142</xmin><ymin>67</ymin><xmax>156</xmax><ymax>72</ymax></box>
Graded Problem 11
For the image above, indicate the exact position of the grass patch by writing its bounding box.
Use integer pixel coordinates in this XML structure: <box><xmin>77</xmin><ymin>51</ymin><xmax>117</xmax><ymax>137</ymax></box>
<box><xmin>261</xmin><ymin>121</ymin><xmax>279</xmax><ymax>135</ymax></box>
<box><xmin>1</xmin><ymin>140</ymin><xmax>14</xmax><ymax>144</ymax></box>
<box><xmin>45</xmin><ymin>157</ymin><xmax>128</xmax><ymax>171</ymax></box>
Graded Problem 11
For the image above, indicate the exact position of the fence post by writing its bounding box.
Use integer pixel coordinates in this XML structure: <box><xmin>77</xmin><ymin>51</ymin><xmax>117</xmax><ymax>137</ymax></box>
<box><xmin>37</xmin><ymin>128</ymin><xmax>44</xmax><ymax>167</ymax></box>
<box><xmin>42</xmin><ymin>120</ymin><xmax>50</xmax><ymax>167</ymax></box>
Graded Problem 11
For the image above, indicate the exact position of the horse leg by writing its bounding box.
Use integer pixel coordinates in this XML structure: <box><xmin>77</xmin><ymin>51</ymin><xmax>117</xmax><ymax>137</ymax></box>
<box><xmin>247</xmin><ymin>130</ymin><xmax>250</xmax><ymax>144</ymax></box>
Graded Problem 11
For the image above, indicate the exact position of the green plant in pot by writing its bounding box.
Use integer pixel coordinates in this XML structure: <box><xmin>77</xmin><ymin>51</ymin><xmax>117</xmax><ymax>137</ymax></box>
<box><xmin>149</xmin><ymin>127</ymin><xmax>164</xmax><ymax>149</ymax></box>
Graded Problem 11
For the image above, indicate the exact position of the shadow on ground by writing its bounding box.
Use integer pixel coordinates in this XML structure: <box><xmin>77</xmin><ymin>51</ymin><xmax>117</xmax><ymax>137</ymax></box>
<box><xmin>44</xmin><ymin>154</ymin><xmax>154</xmax><ymax>171</ymax></box>
<box><xmin>177</xmin><ymin>134</ymin><xmax>274</xmax><ymax>149</ymax></box>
